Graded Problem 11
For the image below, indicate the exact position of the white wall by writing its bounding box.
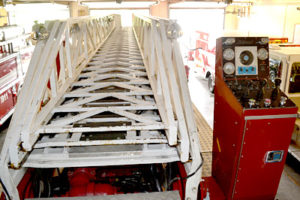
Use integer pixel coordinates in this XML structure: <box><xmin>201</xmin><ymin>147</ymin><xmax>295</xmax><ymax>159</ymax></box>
<box><xmin>224</xmin><ymin>4</ymin><xmax>300</xmax><ymax>42</ymax></box>
<box><xmin>90</xmin><ymin>9</ymin><xmax>149</xmax><ymax>27</ymax></box>
<box><xmin>6</xmin><ymin>4</ymin><xmax>69</xmax><ymax>33</ymax></box>
<box><xmin>170</xmin><ymin>8</ymin><xmax>225</xmax><ymax>51</ymax></box>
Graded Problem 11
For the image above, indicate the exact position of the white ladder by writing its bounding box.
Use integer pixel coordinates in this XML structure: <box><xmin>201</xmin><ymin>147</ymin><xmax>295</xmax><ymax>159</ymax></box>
<box><xmin>24</xmin><ymin>27</ymin><xmax>180</xmax><ymax>168</ymax></box>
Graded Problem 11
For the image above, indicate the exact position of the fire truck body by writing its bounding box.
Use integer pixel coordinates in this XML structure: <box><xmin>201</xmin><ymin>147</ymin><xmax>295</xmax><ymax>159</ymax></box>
<box><xmin>2</xmin><ymin>13</ymin><xmax>298</xmax><ymax>200</ymax></box>
<box><xmin>0</xmin><ymin>31</ymin><xmax>33</xmax><ymax>126</ymax></box>
<box><xmin>0</xmin><ymin>15</ymin><xmax>202</xmax><ymax>200</ymax></box>
<box><xmin>0</xmin><ymin>55</ymin><xmax>19</xmax><ymax>125</ymax></box>
<box><xmin>187</xmin><ymin>31</ymin><xmax>216</xmax><ymax>93</ymax></box>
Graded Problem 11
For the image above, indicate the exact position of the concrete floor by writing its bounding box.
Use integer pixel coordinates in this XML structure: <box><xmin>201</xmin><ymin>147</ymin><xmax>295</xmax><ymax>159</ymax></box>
<box><xmin>188</xmin><ymin>72</ymin><xmax>300</xmax><ymax>200</ymax></box>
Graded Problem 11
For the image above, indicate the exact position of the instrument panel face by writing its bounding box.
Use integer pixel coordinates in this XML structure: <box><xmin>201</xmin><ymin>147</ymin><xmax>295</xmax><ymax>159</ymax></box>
<box><xmin>221</xmin><ymin>37</ymin><xmax>269</xmax><ymax>79</ymax></box>
<box><xmin>235</xmin><ymin>46</ymin><xmax>258</xmax><ymax>76</ymax></box>
<box><xmin>217</xmin><ymin>37</ymin><xmax>296</xmax><ymax>109</ymax></box>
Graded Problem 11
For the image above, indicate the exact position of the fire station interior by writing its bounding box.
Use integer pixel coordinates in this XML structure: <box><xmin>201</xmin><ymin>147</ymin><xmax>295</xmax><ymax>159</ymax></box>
<box><xmin>0</xmin><ymin>0</ymin><xmax>300</xmax><ymax>200</ymax></box>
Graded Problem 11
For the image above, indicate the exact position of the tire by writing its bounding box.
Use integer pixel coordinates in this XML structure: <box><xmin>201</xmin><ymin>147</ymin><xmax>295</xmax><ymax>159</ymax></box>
<box><xmin>208</xmin><ymin>75</ymin><xmax>214</xmax><ymax>93</ymax></box>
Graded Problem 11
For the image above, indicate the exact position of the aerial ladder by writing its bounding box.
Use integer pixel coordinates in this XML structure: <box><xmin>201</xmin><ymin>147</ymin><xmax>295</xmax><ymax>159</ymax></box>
<box><xmin>0</xmin><ymin>14</ymin><xmax>202</xmax><ymax>200</ymax></box>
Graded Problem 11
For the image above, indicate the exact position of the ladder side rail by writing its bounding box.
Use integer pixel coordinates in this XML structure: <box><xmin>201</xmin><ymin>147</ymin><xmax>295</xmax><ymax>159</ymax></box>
<box><xmin>156</xmin><ymin>19</ymin><xmax>190</xmax><ymax>162</ymax></box>
<box><xmin>1</xmin><ymin>15</ymin><xmax>117</xmax><ymax>168</ymax></box>
<box><xmin>132</xmin><ymin>15</ymin><xmax>178</xmax><ymax>147</ymax></box>
<box><xmin>172</xmin><ymin>33</ymin><xmax>203</xmax><ymax>200</ymax></box>
<box><xmin>159</xmin><ymin>17</ymin><xmax>203</xmax><ymax>200</ymax></box>
<box><xmin>132</xmin><ymin>14</ymin><xmax>203</xmax><ymax>200</ymax></box>
<box><xmin>0</xmin><ymin>15</ymin><xmax>118</xmax><ymax>200</ymax></box>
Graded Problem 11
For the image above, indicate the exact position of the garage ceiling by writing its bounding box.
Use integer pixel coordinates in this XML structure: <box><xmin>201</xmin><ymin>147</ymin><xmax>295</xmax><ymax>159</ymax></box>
<box><xmin>8</xmin><ymin>0</ymin><xmax>229</xmax><ymax>4</ymax></box>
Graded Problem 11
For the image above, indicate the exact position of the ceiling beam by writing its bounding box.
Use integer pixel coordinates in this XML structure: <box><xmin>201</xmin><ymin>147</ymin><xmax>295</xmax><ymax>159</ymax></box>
<box><xmin>89</xmin><ymin>7</ymin><xmax>149</xmax><ymax>9</ymax></box>
<box><xmin>11</xmin><ymin>0</ymin><xmax>76</xmax><ymax>3</ymax></box>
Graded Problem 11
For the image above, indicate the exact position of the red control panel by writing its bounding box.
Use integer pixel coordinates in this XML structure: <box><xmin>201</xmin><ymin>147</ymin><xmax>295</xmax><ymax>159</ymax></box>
<box><xmin>213</xmin><ymin>37</ymin><xmax>298</xmax><ymax>200</ymax></box>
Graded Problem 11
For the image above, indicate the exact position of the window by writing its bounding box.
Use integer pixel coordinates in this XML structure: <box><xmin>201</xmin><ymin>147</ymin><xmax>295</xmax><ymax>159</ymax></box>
<box><xmin>289</xmin><ymin>62</ymin><xmax>300</xmax><ymax>93</ymax></box>
<box><xmin>269</xmin><ymin>58</ymin><xmax>282</xmax><ymax>82</ymax></box>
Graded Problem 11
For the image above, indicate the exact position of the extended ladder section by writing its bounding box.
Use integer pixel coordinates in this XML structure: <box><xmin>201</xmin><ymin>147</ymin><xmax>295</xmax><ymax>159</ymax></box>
<box><xmin>0</xmin><ymin>15</ymin><xmax>202</xmax><ymax>200</ymax></box>
<box><xmin>24</xmin><ymin>27</ymin><xmax>180</xmax><ymax>168</ymax></box>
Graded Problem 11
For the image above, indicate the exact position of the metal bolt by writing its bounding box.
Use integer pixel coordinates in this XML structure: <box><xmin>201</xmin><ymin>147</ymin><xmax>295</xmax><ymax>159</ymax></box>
<box><xmin>192</xmin><ymin>187</ymin><xmax>197</xmax><ymax>192</ymax></box>
<box><xmin>187</xmin><ymin>198</ymin><xmax>191</xmax><ymax>200</ymax></box>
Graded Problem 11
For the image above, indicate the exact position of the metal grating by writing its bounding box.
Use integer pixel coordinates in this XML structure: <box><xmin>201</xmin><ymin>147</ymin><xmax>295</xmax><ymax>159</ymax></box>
<box><xmin>193</xmin><ymin>104</ymin><xmax>213</xmax><ymax>153</ymax></box>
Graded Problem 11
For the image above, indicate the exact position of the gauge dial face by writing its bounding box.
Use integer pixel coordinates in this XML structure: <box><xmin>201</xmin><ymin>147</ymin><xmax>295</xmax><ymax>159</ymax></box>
<box><xmin>223</xmin><ymin>48</ymin><xmax>235</xmax><ymax>60</ymax></box>
<box><xmin>261</xmin><ymin>37</ymin><xmax>269</xmax><ymax>44</ymax></box>
<box><xmin>223</xmin><ymin>62</ymin><xmax>235</xmax><ymax>75</ymax></box>
<box><xmin>258</xmin><ymin>48</ymin><xmax>268</xmax><ymax>60</ymax></box>
<box><xmin>239</xmin><ymin>50</ymin><xmax>254</xmax><ymax>65</ymax></box>
<box><xmin>224</xmin><ymin>38</ymin><xmax>236</xmax><ymax>45</ymax></box>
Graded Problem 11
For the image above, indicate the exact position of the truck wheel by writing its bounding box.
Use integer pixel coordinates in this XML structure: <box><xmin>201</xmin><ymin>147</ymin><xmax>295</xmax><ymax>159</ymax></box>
<box><xmin>208</xmin><ymin>76</ymin><xmax>214</xmax><ymax>93</ymax></box>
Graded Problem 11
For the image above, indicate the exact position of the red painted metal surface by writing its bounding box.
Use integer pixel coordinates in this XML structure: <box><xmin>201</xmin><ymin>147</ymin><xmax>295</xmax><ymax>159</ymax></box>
<box><xmin>234</xmin><ymin>117</ymin><xmax>295</xmax><ymax>199</ymax></box>
<box><xmin>14</xmin><ymin>163</ymin><xmax>187</xmax><ymax>199</ymax></box>
<box><xmin>213</xmin><ymin>37</ymin><xmax>298</xmax><ymax>200</ymax></box>
<box><xmin>173</xmin><ymin>162</ymin><xmax>187</xmax><ymax>199</ymax></box>
<box><xmin>0</xmin><ymin>56</ymin><xmax>19</xmax><ymax>125</ymax></box>
<box><xmin>200</xmin><ymin>177</ymin><xmax>225</xmax><ymax>200</ymax></box>
<box><xmin>67</xmin><ymin>168</ymin><xmax>117</xmax><ymax>197</ymax></box>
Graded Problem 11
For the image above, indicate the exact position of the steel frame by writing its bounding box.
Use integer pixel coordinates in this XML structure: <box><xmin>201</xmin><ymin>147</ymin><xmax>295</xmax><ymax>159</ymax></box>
<box><xmin>0</xmin><ymin>14</ymin><xmax>203</xmax><ymax>200</ymax></box>
<box><xmin>0</xmin><ymin>15</ymin><xmax>119</xmax><ymax>200</ymax></box>
<box><xmin>132</xmin><ymin>15</ymin><xmax>203</xmax><ymax>200</ymax></box>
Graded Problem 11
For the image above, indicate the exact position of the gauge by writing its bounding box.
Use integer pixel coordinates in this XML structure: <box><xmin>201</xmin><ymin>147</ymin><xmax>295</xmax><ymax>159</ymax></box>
<box><xmin>240</xmin><ymin>50</ymin><xmax>254</xmax><ymax>65</ymax></box>
<box><xmin>223</xmin><ymin>62</ymin><xmax>235</xmax><ymax>75</ymax></box>
<box><xmin>261</xmin><ymin>37</ymin><xmax>269</xmax><ymax>44</ymax></box>
<box><xmin>224</xmin><ymin>38</ymin><xmax>235</xmax><ymax>45</ymax></box>
<box><xmin>223</xmin><ymin>48</ymin><xmax>235</xmax><ymax>60</ymax></box>
<box><xmin>258</xmin><ymin>48</ymin><xmax>268</xmax><ymax>60</ymax></box>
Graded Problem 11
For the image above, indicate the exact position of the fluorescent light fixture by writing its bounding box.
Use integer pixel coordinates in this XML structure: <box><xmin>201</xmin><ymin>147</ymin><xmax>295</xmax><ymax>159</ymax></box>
<box><xmin>82</xmin><ymin>2</ymin><xmax>154</xmax><ymax>9</ymax></box>
<box><xmin>169</xmin><ymin>2</ymin><xmax>227</xmax><ymax>9</ymax></box>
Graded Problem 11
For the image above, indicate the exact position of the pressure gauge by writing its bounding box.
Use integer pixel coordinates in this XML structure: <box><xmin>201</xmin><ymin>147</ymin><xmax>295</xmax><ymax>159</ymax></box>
<box><xmin>240</xmin><ymin>50</ymin><xmax>254</xmax><ymax>65</ymax></box>
<box><xmin>261</xmin><ymin>38</ymin><xmax>269</xmax><ymax>44</ymax></box>
<box><xmin>258</xmin><ymin>48</ymin><xmax>268</xmax><ymax>60</ymax></box>
<box><xmin>223</xmin><ymin>62</ymin><xmax>235</xmax><ymax>75</ymax></box>
<box><xmin>224</xmin><ymin>38</ymin><xmax>235</xmax><ymax>45</ymax></box>
<box><xmin>223</xmin><ymin>48</ymin><xmax>235</xmax><ymax>60</ymax></box>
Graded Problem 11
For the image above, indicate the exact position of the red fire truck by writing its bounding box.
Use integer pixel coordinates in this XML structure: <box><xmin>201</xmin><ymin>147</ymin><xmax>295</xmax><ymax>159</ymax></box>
<box><xmin>0</xmin><ymin>26</ymin><xmax>33</xmax><ymax>126</ymax></box>
<box><xmin>186</xmin><ymin>31</ymin><xmax>216</xmax><ymax>93</ymax></box>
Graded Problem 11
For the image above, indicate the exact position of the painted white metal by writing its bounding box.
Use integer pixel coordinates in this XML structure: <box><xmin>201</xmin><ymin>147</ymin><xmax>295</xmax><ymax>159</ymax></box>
<box><xmin>0</xmin><ymin>15</ymin><xmax>118</xmax><ymax>200</ymax></box>
<box><xmin>0</xmin><ymin>14</ymin><xmax>203</xmax><ymax>200</ymax></box>
<box><xmin>24</xmin><ymin>144</ymin><xmax>179</xmax><ymax>168</ymax></box>
<box><xmin>132</xmin><ymin>15</ymin><xmax>203</xmax><ymax>200</ymax></box>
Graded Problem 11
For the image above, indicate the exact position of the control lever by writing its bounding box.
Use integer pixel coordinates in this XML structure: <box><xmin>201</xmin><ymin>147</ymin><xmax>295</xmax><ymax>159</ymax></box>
<box><xmin>257</xmin><ymin>79</ymin><xmax>267</xmax><ymax>101</ymax></box>
<box><xmin>280</xmin><ymin>96</ymin><xmax>287</xmax><ymax>107</ymax></box>
<box><xmin>271</xmin><ymin>78</ymin><xmax>281</xmax><ymax>101</ymax></box>
<box><xmin>241</xmin><ymin>81</ymin><xmax>250</xmax><ymax>105</ymax></box>
<box><xmin>248</xmin><ymin>98</ymin><xmax>256</xmax><ymax>108</ymax></box>
<box><xmin>264</xmin><ymin>98</ymin><xmax>271</xmax><ymax>107</ymax></box>
<box><xmin>248</xmin><ymin>80</ymin><xmax>254</xmax><ymax>90</ymax></box>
